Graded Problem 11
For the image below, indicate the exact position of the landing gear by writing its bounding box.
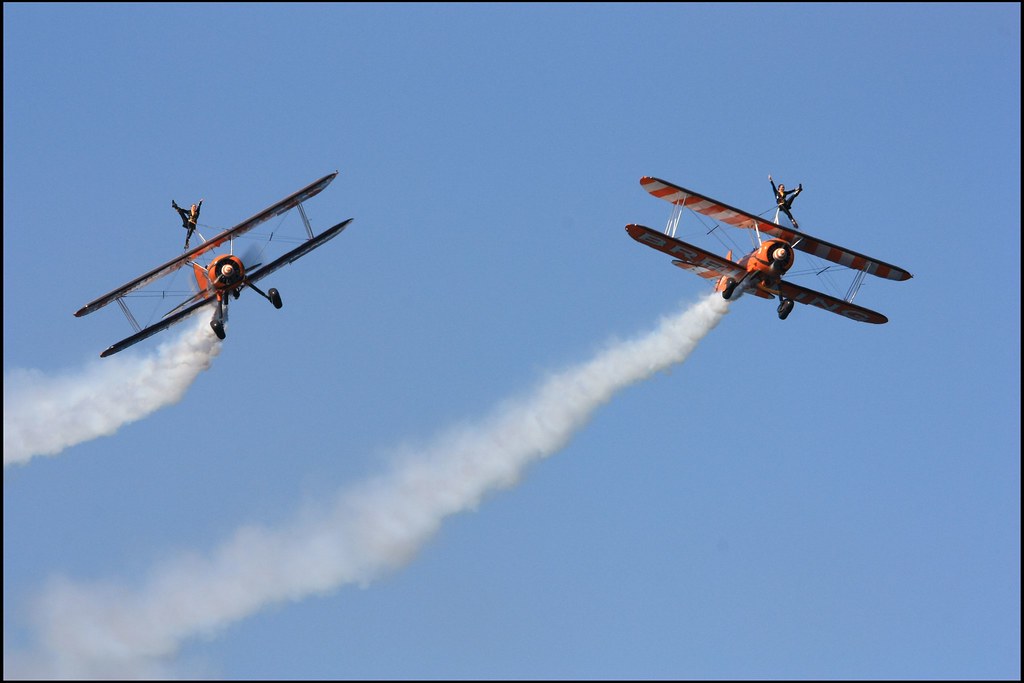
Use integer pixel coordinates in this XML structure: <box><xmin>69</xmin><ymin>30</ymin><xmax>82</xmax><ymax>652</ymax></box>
<box><xmin>244</xmin><ymin>281</ymin><xmax>283</xmax><ymax>310</ymax></box>
<box><xmin>211</xmin><ymin>293</ymin><xmax>229</xmax><ymax>339</ymax></box>
<box><xmin>722</xmin><ymin>278</ymin><xmax>738</xmax><ymax>300</ymax></box>
<box><xmin>777</xmin><ymin>298</ymin><xmax>794</xmax><ymax>320</ymax></box>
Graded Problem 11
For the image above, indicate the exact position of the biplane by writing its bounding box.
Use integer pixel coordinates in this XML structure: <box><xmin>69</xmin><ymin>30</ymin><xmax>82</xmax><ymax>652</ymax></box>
<box><xmin>626</xmin><ymin>176</ymin><xmax>911</xmax><ymax>323</ymax></box>
<box><xmin>75</xmin><ymin>172</ymin><xmax>352</xmax><ymax>357</ymax></box>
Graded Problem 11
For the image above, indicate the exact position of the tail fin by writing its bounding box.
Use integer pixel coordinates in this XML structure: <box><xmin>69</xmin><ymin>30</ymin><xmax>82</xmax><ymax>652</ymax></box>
<box><xmin>193</xmin><ymin>262</ymin><xmax>212</xmax><ymax>290</ymax></box>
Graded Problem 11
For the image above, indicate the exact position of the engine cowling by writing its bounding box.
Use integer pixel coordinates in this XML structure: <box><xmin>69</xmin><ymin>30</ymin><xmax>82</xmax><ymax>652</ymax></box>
<box><xmin>750</xmin><ymin>239</ymin><xmax>794</xmax><ymax>279</ymax></box>
<box><xmin>206</xmin><ymin>254</ymin><xmax>246</xmax><ymax>291</ymax></box>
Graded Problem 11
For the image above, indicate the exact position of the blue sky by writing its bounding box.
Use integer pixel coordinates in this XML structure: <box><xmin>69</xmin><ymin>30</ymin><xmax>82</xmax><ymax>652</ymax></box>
<box><xmin>3</xmin><ymin>3</ymin><xmax>1019</xmax><ymax>679</ymax></box>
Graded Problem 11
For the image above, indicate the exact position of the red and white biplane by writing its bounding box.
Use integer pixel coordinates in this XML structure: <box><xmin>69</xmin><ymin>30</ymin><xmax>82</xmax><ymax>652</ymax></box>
<box><xmin>75</xmin><ymin>172</ymin><xmax>352</xmax><ymax>357</ymax></box>
<box><xmin>626</xmin><ymin>176</ymin><xmax>911</xmax><ymax>323</ymax></box>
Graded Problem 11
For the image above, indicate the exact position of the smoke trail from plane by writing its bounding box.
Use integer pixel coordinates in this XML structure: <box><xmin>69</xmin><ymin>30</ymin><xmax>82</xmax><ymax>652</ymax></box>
<box><xmin>3</xmin><ymin>315</ymin><xmax>221</xmax><ymax>468</ymax></box>
<box><xmin>12</xmin><ymin>294</ymin><xmax>727</xmax><ymax>678</ymax></box>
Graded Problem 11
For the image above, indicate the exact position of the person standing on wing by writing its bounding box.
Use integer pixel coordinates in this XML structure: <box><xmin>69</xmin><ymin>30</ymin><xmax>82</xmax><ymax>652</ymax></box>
<box><xmin>172</xmin><ymin>198</ymin><xmax>203</xmax><ymax>250</ymax></box>
<box><xmin>769</xmin><ymin>174</ymin><xmax>802</xmax><ymax>229</ymax></box>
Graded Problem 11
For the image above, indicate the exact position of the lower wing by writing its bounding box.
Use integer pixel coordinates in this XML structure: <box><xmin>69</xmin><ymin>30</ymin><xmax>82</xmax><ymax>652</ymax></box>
<box><xmin>625</xmin><ymin>224</ymin><xmax>746</xmax><ymax>280</ymax></box>
<box><xmin>245</xmin><ymin>219</ymin><xmax>353</xmax><ymax>284</ymax></box>
<box><xmin>100</xmin><ymin>297</ymin><xmax>215</xmax><ymax>357</ymax></box>
<box><xmin>625</xmin><ymin>224</ymin><xmax>886</xmax><ymax>324</ymax></box>
<box><xmin>776</xmin><ymin>280</ymin><xmax>887</xmax><ymax>324</ymax></box>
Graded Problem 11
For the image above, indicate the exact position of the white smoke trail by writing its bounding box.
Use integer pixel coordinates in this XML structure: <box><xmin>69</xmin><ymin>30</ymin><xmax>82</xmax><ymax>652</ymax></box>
<box><xmin>11</xmin><ymin>294</ymin><xmax>727</xmax><ymax>678</ymax></box>
<box><xmin>3</xmin><ymin>314</ymin><xmax>222</xmax><ymax>468</ymax></box>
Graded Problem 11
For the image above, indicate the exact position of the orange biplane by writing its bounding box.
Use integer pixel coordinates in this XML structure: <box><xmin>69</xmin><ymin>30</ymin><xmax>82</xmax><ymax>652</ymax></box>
<box><xmin>75</xmin><ymin>172</ymin><xmax>352</xmax><ymax>357</ymax></box>
<box><xmin>626</xmin><ymin>176</ymin><xmax>911</xmax><ymax>323</ymax></box>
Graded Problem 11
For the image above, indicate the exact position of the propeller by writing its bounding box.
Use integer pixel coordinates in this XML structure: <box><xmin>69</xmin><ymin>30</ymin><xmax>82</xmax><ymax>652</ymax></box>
<box><xmin>240</xmin><ymin>242</ymin><xmax>263</xmax><ymax>272</ymax></box>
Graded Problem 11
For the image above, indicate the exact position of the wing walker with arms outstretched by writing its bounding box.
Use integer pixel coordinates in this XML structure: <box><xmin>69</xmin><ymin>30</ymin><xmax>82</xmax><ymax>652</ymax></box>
<box><xmin>75</xmin><ymin>172</ymin><xmax>353</xmax><ymax>357</ymax></box>
<box><xmin>625</xmin><ymin>176</ymin><xmax>911</xmax><ymax>323</ymax></box>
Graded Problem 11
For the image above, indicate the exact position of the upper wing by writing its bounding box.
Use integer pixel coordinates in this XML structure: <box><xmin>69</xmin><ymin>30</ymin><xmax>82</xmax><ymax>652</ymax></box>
<box><xmin>776</xmin><ymin>280</ymin><xmax>887</xmax><ymax>324</ymax></box>
<box><xmin>245</xmin><ymin>218</ymin><xmax>352</xmax><ymax>285</ymax></box>
<box><xmin>100</xmin><ymin>296</ymin><xmax>216</xmax><ymax>357</ymax></box>
<box><xmin>640</xmin><ymin>176</ymin><xmax>913</xmax><ymax>282</ymax></box>
<box><xmin>625</xmin><ymin>224</ymin><xmax>746</xmax><ymax>280</ymax></box>
<box><xmin>75</xmin><ymin>172</ymin><xmax>339</xmax><ymax>317</ymax></box>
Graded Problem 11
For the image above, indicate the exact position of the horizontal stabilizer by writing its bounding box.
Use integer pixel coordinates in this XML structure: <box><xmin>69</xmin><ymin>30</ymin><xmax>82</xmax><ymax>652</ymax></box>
<box><xmin>671</xmin><ymin>260</ymin><xmax>726</xmax><ymax>280</ymax></box>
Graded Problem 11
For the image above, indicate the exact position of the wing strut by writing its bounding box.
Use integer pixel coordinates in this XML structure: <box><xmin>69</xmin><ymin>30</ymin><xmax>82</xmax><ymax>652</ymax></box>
<box><xmin>845</xmin><ymin>269</ymin><xmax>868</xmax><ymax>303</ymax></box>
<box><xmin>665</xmin><ymin>202</ymin><xmax>683</xmax><ymax>238</ymax></box>
<box><xmin>115</xmin><ymin>298</ymin><xmax>141</xmax><ymax>333</ymax></box>
<box><xmin>297</xmin><ymin>203</ymin><xmax>315</xmax><ymax>240</ymax></box>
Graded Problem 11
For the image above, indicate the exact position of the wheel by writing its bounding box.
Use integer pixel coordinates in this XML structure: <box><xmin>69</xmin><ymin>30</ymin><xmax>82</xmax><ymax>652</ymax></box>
<box><xmin>269</xmin><ymin>288</ymin><xmax>283</xmax><ymax>309</ymax></box>
<box><xmin>210</xmin><ymin>319</ymin><xmax>226</xmax><ymax>339</ymax></box>
<box><xmin>722</xmin><ymin>278</ymin><xmax>737</xmax><ymax>300</ymax></box>
<box><xmin>777</xmin><ymin>299</ymin><xmax>794</xmax><ymax>320</ymax></box>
